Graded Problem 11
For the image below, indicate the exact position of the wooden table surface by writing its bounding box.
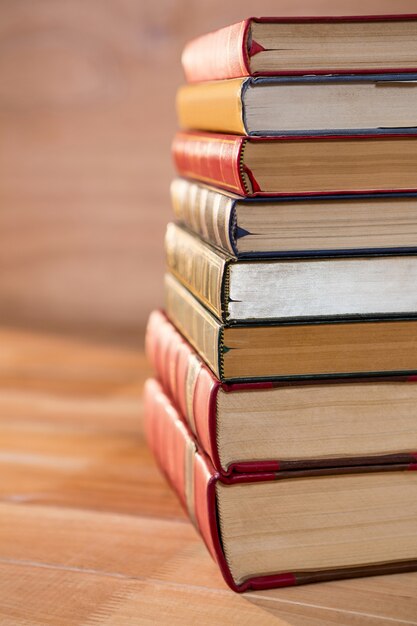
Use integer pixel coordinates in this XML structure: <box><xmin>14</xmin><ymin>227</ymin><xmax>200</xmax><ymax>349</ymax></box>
<box><xmin>1</xmin><ymin>328</ymin><xmax>417</xmax><ymax>626</ymax></box>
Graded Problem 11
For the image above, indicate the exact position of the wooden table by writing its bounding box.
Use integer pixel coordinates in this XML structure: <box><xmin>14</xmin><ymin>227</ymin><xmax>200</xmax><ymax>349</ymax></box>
<box><xmin>1</xmin><ymin>329</ymin><xmax>416</xmax><ymax>626</ymax></box>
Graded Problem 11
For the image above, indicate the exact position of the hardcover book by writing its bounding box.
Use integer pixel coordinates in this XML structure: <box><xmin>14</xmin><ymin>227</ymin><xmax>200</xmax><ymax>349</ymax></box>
<box><xmin>165</xmin><ymin>272</ymin><xmax>417</xmax><ymax>382</ymax></box>
<box><xmin>145</xmin><ymin>376</ymin><xmax>417</xmax><ymax>592</ymax></box>
<box><xmin>166</xmin><ymin>223</ymin><xmax>417</xmax><ymax>322</ymax></box>
<box><xmin>171</xmin><ymin>178</ymin><xmax>417</xmax><ymax>258</ymax></box>
<box><xmin>181</xmin><ymin>16</ymin><xmax>417</xmax><ymax>82</ymax></box>
<box><xmin>177</xmin><ymin>75</ymin><xmax>417</xmax><ymax>136</ymax></box>
<box><xmin>146</xmin><ymin>310</ymin><xmax>417</xmax><ymax>474</ymax></box>
<box><xmin>165</xmin><ymin>274</ymin><xmax>417</xmax><ymax>382</ymax></box>
<box><xmin>172</xmin><ymin>130</ymin><xmax>417</xmax><ymax>196</ymax></box>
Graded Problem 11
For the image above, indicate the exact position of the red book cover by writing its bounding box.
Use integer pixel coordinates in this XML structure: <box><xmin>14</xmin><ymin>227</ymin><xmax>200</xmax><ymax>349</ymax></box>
<box><xmin>144</xmin><ymin>376</ymin><xmax>417</xmax><ymax>592</ymax></box>
<box><xmin>172</xmin><ymin>130</ymin><xmax>417</xmax><ymax>198</ymax></box>
<box><xmin>172</xmin><ymin>131</ymin><xmax>247</xmax><ymax>195</ymax></box>
<box><xmin>182</xmin><ymin>15</ymin><xmax>417</xmax><ymax>82</ymax></box>
<box><xmin>146</xmin><ymin>310</ymin><xmax>417</xmax><ymax>475</ymax></box>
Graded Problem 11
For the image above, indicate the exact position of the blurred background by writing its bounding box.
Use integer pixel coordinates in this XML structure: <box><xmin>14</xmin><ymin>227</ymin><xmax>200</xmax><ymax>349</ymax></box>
<box><xmin>2</xmin><ymin>0</ymin><xmax>417</xmax><ymax>345</ymax></box>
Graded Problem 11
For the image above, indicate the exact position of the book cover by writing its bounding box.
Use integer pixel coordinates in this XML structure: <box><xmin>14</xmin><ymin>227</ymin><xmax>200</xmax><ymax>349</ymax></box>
<box><xmin>170</xmin><ymin>178</ymin><xmax>417</xmax><ymax>259</ymax></box>
<box><xmin>177</xmin><ymin>74</ymin><xmax>417</xmax><ymax>136</ymax></box>
<box><xmin>165</xmin><ymin>222</ymin><xmax>417</xmax><ymax>323</ymax></box>
<box><xmin>164</xmin><ymin>272</ymin><xmax>417</xmax><ymax>381</ymax></box>
<box><xmin>172</xmin><ymin>130</ymin><xmax>417</xmax><ymax>197</ymax></box>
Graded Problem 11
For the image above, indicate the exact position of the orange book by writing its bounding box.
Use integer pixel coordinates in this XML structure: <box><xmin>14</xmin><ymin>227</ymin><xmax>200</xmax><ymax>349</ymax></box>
<box><xmin>177</xmin><ymin>75</ymin><xmax>417</xmax><ymax>136</ymax></box>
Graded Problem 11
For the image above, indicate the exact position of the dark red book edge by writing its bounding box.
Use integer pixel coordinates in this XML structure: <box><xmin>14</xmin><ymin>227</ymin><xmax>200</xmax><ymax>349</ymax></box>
<box><xmin>144</xmin><ymin>376</ymin><xmax>417</xmax><ymax>592</ymax></box>
<box><xmin>182</xmin><ymin>15</ymin><xmax>417</xmax><ymax>83</ymax></box>
<box><xmin>172</xmin><ymin>130</ymin><xmax>417</xmax><ymax>198</ymax></box>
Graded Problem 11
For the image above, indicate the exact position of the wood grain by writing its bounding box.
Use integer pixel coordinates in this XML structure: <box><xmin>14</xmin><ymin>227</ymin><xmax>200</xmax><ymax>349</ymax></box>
<box><xmin>1</xmin><ymin>328</ymin><xmax>417</xmax><ymax>624</ymax></box>
<box><xmin>1</xmin><ymin>0</ymin><xmax>417</xmax><ymax>337</ymax></box>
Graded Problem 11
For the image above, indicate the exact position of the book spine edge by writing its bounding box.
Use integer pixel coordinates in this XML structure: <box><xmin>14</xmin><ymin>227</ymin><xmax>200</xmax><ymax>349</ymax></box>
<box><xmin>181</xmin><ymin>20</ymin><xmax>251</xmax><ymax>83</ymax></box>
<box><xmin>176</xmin><ymin>79</ymin><xmax>247</xmax><ymax>135</ymax></box>
<box><xmin>170</xmin><ymin>179</ymin><xmax>237</xmax><ymax>255</ymax></box>
<box><xmin>172</xmin><ymin>132</ymin><xmax>247</xmax><ymax>195</ymax></box>
<box><xmin>165</xmin><ymin>223</ymin><xmax>228</xmax><ymax>320</ymax></box>
<box><xmin>145</xmin><ymin>310</ymin><xmax>222</xmax><ymax>469</ymax></box>
<box><xmin>164</xmin><ymin>273</ymin><xmax>222</xmax><ymax>379</ymax></box>
<box><xmin>144</xmin><ymin>378</ymin><xmax>238</xmax><ymax>590</ymax></box>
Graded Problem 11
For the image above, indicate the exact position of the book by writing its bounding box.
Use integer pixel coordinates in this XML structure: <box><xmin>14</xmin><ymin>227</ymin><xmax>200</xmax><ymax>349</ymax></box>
<box><xmin>172</xmin><ymin>130</ymin><xmax>417</xmax><ymax>196</ymax></box>
<box><xmin>171</xmin><ymin>178</ymin><xmax>417</xmax><ymax>257</ymax></box>
<box><xmin>165</xmin><ymin>272</ymin><xmax>417</xmax><ymax>381</ymax></box>
<box><xmin>145</xmin><ymin>376</ymin><xmax>417</xmax><ymax>592</ymax></box>
<box><xmin>146</xmin><ymin>310</ymin><xmax>417</xmax><ymax>474</ymax></box>
<box><xmin>177</xmin><ymin>75</ymin><xmax>417</xmax><ymax>136</ymax></box>
<box><xmin>181</xmin><ymin>16</ymin><xmax>417</xmax><ymax>83</ymax></box>
<box><xmin>166</xmin><ymin>223</ymin><xmax>417</xmax><ymax>322</ymax></box>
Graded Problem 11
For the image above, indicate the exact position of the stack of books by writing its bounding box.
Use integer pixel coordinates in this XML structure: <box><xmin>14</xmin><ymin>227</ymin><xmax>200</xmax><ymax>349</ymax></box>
<box><xmin>145</xmin><ymin>15</ymin><xmax>417</xmax><ymax>592</ymax></box>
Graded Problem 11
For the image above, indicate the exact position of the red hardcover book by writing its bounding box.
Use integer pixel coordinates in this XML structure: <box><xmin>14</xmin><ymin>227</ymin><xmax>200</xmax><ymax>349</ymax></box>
<box><xmin>182</xmin><ymin>15</ymin><xmax>417</xmax><ymax>82</ymax></box>
<box><xmin>146</xmin><ymin>310</ymin><xmax>417</xmax><ymax>475</ymax></box>
<box><xmin>172</xmin><ymin>130</ymin><xmax>417</xmax><ymax>197</ymax></box>
<box><xmin>144</xmin><ymin>376</ymin><xmax>417</xmax><ymax>592</ymax></box>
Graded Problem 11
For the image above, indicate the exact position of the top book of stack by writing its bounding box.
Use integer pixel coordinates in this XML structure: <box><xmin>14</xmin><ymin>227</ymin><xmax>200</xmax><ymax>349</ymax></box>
<box><xmin>182</xmin><ymin>15</ymin><xmax>417</xmax><ymax>82</ymax></box>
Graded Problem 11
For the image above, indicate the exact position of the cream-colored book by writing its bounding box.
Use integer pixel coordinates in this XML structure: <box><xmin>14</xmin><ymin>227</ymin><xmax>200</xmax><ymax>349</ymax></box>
<box><xmin>171</xmin><ymin>178</ymin><xmax>417</xmax><ymax>257</ymax></box>
<box><xmin>165</xmin><ymin>273</ymin><xmax>417</xmax><ymax>382</ymax></box>
<box><xmin>166</xmin><ymin>223</ymin><xmax>417</xmax><ymax>323</ymax></box>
